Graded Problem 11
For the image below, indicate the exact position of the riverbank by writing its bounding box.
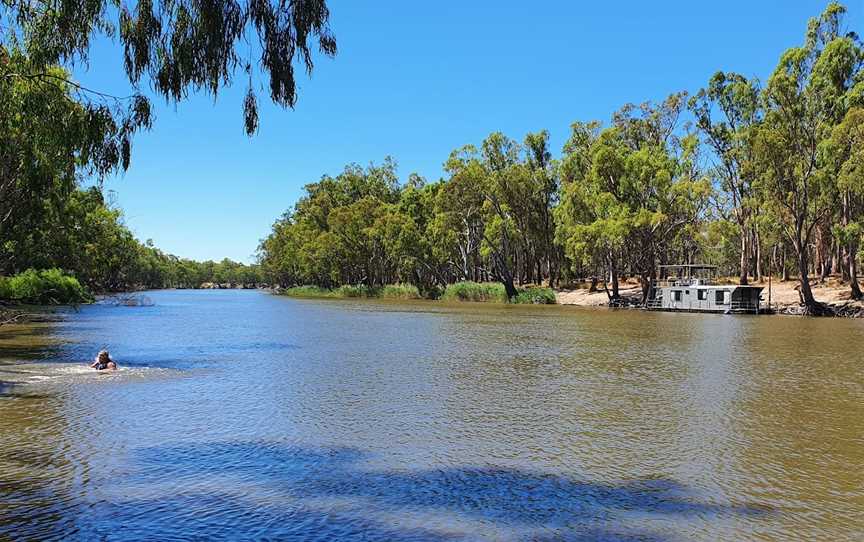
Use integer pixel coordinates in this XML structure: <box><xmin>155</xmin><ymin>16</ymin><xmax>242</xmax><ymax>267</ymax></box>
<box><xmin>276</xmin><ymin>282</ymin><xmax>557</xmax><ymax>304</ymax></box>
<box><xmin>555</xmin><ymin>277</ymin><xmax>864</xmax><ymax>317</ymax></box>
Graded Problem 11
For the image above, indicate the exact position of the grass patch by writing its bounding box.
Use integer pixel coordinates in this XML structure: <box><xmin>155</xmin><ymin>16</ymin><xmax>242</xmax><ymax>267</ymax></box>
<box><xmin>381</xmin><ymin>284</ymin><xmax>421</xmax><ymax>299</ymax></box>
<box><xmin>279</xmin><ymin>285</ymin><xmax>335</xmax><ymax>298</ymax></box>
<box><xmin>0</xmin><ymin>269</ymin><xmax>92</xmax><ymax>305</ymax></box>
<box><xmin>441</xmin><ymin>281</ymin><xmax>557</xmax><ymax>304</ymax></box>
<box><xmin>441</xmin><ymin>281</ymin><xmax>509</xmax><ymax>303</ymax></box>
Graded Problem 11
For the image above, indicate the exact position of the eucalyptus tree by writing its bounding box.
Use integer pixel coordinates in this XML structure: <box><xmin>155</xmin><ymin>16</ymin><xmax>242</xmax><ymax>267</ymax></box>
<box><xmin>824</xmin><ymin>107</ymin><xmax>864</xmax><ymax>299</ymax></box>
<box><xmin>523</xmin><ymin>130</ymin><xmax>560</xmax><ymax>285</ymax></box>
<box><xmin>612</xmin><ymin>93</ymin><xmax>711</xmax><ymax>302</ymax></box>
<box><xmin>690</xmin><ymin>72</ymin><xmax>762</xmax><ymax>284</ymax></box>
<box><xmin>557</xmin><ymin>123</ymin><xmax>630</xmax><ymax>300</ymax></box>
<box><xmin>2</xmin><ymin>0</ymin><xmax>336</xmax><ymax>278</ymax></box>
<box><xmin>429</xmin><ymin>149</ymin><xmax>486</xmax><ymax>283</ymax></box>
<box><xmin>442</xmin><ymin>138</ymin><xmax>519</xmax><ymax>298</ymax></box>
<box><xmin>0</xmin><ymin>51</ymin><xmax>150</xmax><ymax>274</ymax></box>
<box><xmin>397</xmin><ymin>179</ymin><xmax>449</xmax><ymax>290</ymax></box>
<box><xmin>754</xmin><ymin>2</ymin><xmax>863</xmax><ymax>314</ymax></box>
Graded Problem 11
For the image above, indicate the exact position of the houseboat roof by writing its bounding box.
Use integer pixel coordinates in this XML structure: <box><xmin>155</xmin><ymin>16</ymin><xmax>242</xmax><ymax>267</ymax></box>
<box><xmin>657</xmin><ymin>264</ymin><xmax>718</xmax><ymax>270</ymax></box>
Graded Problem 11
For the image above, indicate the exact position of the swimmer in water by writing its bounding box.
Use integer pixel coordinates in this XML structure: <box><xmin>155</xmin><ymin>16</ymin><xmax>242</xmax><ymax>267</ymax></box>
<box><xmin>90</xmin><ymin>350</ymin><xmax>118</xmax><ymax>371</ymax></box>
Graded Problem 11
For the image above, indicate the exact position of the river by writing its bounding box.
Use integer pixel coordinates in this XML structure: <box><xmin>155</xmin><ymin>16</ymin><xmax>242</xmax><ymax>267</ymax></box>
<box><xmin>0</xmin><ymin>289</ymin><xmax>862</xmax><ymax>541</ymax></box>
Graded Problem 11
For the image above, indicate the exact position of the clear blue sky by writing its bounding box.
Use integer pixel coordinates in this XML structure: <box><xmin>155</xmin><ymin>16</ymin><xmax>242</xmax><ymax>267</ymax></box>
<box><xmin>76</xmin><ymin>1</ymin><xmax>863</xmax><ymax>263</ymax></box>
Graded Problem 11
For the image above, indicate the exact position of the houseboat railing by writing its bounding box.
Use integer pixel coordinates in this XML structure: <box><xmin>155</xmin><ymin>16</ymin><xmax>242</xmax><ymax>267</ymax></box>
<box><xmin>729</xmin><ymin>300</ymin><xmax>760</xmax><ymax>312</ymax></box>
<box><xmin>644</xmin><ymin>298</ymin><xmax>663</xmax><ymax>309</ymax></box>
<box><xmin>652</xmin><ymin>278</ymin><xmax>716</xmax><ymax>287</ymax></box>
<box><xmin>643</xmin><ymin>298</ymin><xmax>761</xmax><ymax>312</ymax></box>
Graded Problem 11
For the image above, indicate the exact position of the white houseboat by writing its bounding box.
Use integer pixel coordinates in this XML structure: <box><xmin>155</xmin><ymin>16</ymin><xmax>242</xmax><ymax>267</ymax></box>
<box><xmin>645</xmin><ymin>264</ymin><xmax>763</xmax><ymax>314</ymax></box>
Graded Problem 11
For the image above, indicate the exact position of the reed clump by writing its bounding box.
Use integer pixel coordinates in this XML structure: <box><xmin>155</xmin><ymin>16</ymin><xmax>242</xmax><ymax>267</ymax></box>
<box><xmin>279</xmin><ymin>285</ymin><xmax>335</xmax><ymax>298</ymax></box>
<box><xmin>441</xmin><ymin>281</ymin><xmax>509</xmax><ymax>303</ymax></box>
<box><xmin>441</xmin><ymin>281</ymin><xmax>557</xmax><ymax>304</ymax></box>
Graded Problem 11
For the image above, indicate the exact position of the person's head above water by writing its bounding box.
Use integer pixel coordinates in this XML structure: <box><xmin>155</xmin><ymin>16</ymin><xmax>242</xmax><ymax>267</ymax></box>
<box><xmin>97</xmin><ymin>350</ymin><xmax>111</xmax><ymax>362</ymax></box>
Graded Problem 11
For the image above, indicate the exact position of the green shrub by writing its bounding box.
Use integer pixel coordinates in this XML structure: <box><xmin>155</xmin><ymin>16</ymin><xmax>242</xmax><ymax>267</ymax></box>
<box><xmin>280</xmin><ymin>285</ymin><xmax>335</xmax><ymax>298</ymax></box>
<box><xmin>0</xmin><ymin>269</ymin><xmax>92</xmax><ymax>304</ymax></box>
<box><xmin>381</xmin><ymin>284</ymin><xmax>421</xmax><ymax>299</ymax></box>
<box><xmin>441</xmin><ymin>281</ymin><xmax>509</xmax><ymax>303</ymax></box>
<box><xmin>513</xmin><ymin>286</ymin><xmax>557</xmax><ymax>304</ymax></box>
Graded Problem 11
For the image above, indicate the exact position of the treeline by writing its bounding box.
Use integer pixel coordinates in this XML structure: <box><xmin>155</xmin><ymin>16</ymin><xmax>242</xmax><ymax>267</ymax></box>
<box><xmin>260</xmin><ymin>3</ymin><xmax>864</xmax><ymax>314</ymax></box>
<box><xmin>0</xmin><ymin>186</ymin><xmax>262</xmax><ymax>300</ymax></box>
<box><xmin>2</xmin><ymin>25</ymin><xmax>265</xmax><ymax>301</ymax></box>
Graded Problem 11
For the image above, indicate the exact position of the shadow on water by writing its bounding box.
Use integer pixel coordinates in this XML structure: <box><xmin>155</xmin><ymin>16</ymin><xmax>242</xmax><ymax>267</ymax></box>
<box><xmin>0</xmin><ymin>383</ymin><xmax>53</xmax><ymax>400</ymax></box>
<box><xmin>0</xmin><ymin>441</ymin><xmax>770</xmax><ymax>541</ymax></box>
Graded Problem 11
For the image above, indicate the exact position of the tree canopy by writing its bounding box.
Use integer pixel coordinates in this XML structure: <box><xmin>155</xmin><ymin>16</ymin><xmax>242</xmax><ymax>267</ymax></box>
<box><xmin>2</xmin><ymin>0</ymin><xmax>335</xmax><ymax>135</ymax></box>
<box><xmin>259</xmin><ymin>3</ymin><xmax>864</xmax><ymax>313</ymax></box>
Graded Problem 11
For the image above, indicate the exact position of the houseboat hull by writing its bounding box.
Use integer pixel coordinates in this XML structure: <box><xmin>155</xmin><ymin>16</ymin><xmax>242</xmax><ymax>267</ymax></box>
<box><xmin>645</xmin><ymin>284</ymin><xmax>764</xmax><ymax>314</ymax></box>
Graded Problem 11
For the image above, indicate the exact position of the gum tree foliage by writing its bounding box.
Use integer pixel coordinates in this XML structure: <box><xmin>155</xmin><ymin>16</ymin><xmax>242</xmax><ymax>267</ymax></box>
<box><xmin>0</xmin><ymin>184</ymin><xmax>261</xmax><ymax>294</ymax></box>
<box><xmin>556</xmin><ymin>121</ymin><xmax>629</xmax><ymax>300</ymax></box>
<box><xmin>0</xmin><ymin>48</ymin><xmax>151</xmax><ymax>273</ymax></box>
<box><xmin>823</xmin><ymin>107</ymin><xmax>864</xmax><ymax>299</ymax></box>
<box><xmin>440</xmin><ymin>132</ymin><xmax>561</xmax><ymax>299</ymax></box>
<box><xmin>753</xmin><ymin>1</ymin><xmax>863</xmax><ymax>313</ymax></box>
<box><xmin>2</xmin><ymin>0</ymin><xmax>335</xmax><ymax>135</ymax></box>
<box><xmin>259</xmin><ymin>137</ymin><xmax>567</xmax><ymax>299</ymax></box>
<box><xmin>690</xmin><ymin>72</ymin><xmax>762</xmax><ymax>285</ymax></box>
<box><xmin>2</xmin><ymin>0</ymin><xmax>335</xmax><ymax>279</ymax></box>
<box><xmin>556</xmin><ymin>95</ymin><xmax>711</xmax><ymax>303</ymax></box>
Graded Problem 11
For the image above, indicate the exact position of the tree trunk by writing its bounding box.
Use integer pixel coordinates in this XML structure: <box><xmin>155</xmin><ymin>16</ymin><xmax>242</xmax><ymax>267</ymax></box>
<box><xmin>502</xmin><ymin>276</ymin><xmax>518</xmax><ymax>299</ymax></box>
<box><xmin>771</xmin><ymin>244</ymin><xmax>778</xmax><ymax>281</ymax></box>
<box><xmin>848</xmin><ymin>247</ymin><xmax>862</xmax><ymax>300</ymax></box>
<box><xmin>833</xmin><ymin>239</ymin><xmax>842</xmax><ymax>277</ymax></box>
<box><xmin>796</xmin><ymin>245</ymin><xmax>814</xmax><ymax>305</ymax></box>
<box><xmin>842</xmin><ymin>192</ymin><xmax>862</xmax><ymax>300</ymax></box>
<box><xmin>496</xmin><ymin>251</ymin><xmax>518</xmax><ymax>299</ymax></box>
<box><xmin>781</xmin><ymin>244</ymin><xmax>789</xmax><ymax>281</ymax></box>
<box><xmin>753</xmin><ymin>227</ymin><xmax>762</xmax><ymax>282</ymax></box>
<box><xmin>814</xmin><ymin>232</ymin><xmax>830</xmax><ymax>283</ymax></box>
<box><xmin>640</xmin><ymin>272</ymin><xmax>652</xmax><ymax>305</ymax></box>
<box><xmin>739</xmin><ymin>231</ymin><xmax>749</xmax><ymax>285</ymax></box>
<box><xmin>794</xmin><ymin>235</ymin><xmax>831</xmax><ymax>315</ymax></box>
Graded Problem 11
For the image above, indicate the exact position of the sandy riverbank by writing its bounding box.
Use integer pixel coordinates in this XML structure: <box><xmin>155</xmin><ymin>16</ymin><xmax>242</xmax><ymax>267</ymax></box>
<box><xmin>555</xmin><ymin>277</ymin><xmax>864</xmax><ymax>316</ymax></box>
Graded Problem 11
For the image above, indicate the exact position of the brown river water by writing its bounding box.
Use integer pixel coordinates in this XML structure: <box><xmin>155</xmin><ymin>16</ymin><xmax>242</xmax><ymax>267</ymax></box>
<box><xmin>0</xmin><ymin>289</ymin><xmax>862</xmax><ymax>541</ymax></box>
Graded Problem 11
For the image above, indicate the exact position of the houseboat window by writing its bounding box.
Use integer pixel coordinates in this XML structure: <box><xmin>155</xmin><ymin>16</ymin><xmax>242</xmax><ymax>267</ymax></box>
<box><xmin>697</xmin><ymin>290</ymin><xmax>707</xmax><ymax>300</ymax></box>
<box><xmin>715</xmin><ymin>290</ymin><xmax>726</xmax><ymax>304</ymax></box>
<box><xmin>673</xmin><ymin>290</ymin><xmax>682</xmax><ymax>302</ymax></box>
